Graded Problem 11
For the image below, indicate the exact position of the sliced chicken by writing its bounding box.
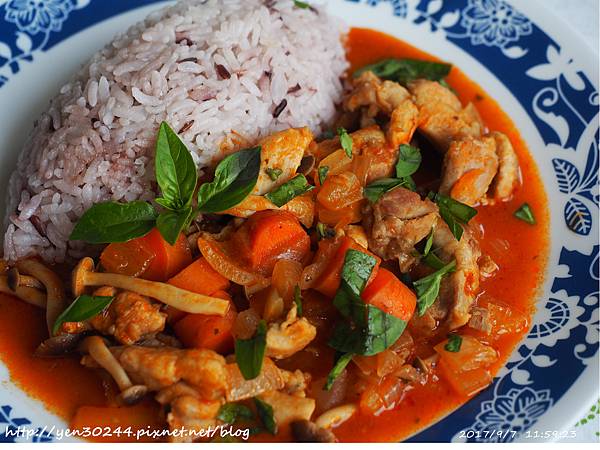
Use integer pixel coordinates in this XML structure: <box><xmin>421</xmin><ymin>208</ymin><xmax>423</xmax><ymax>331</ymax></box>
<box><xmin>266</xmin><ymin>305</ymin><xmax>317</xmax><ymax>359</ymax></box>
<box><xmin>408</xmin><ymin>79</ymin><xmax>483</xmax><ymax>152</ymax></box>
<box><xmin>363</xmin><ymin>187</ymin><xmax>438</xmax><ymax>272</ymax></box>
<box><xmin>428</xmin><ymin>221</ymin><xmax>481</xmax><ymax>330</ymax></box>
<box><xmin>258</xmin><ymin>390</ymin><xmax>316</xmax><ymax>427</ymax></box>
<box><xmin>488</xmin><ymin>131</ymin><xmax>520</xmax><ymax>201</ymax></box>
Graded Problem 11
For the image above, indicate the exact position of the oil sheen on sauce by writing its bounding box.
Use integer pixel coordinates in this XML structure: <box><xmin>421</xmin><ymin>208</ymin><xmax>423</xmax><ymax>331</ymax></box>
<box><xmin>0</xmin><ymin>27</ymin><xmax>549</xmax><ymax>443</ymax></box>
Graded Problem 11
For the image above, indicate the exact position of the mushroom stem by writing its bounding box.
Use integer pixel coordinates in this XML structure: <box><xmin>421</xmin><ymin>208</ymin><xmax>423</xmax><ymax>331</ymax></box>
<box><xmin>72</xmin><ymin>257</ymin><xmax>229</xmax><ymax>316</ymax></box>
<box><xmin>16</xmin><ymin>259</ymin><xmax>66</xmax><ymax>335</ymax></box>
<box><xmin>0</xmin><ymin>275</ymin><xmax>47</xmax><ymax>308</ymax></box>
<box><xmin>7</xmin><ymin>267</ymin><xmax>45</xmax><ymax>291</ymax></box>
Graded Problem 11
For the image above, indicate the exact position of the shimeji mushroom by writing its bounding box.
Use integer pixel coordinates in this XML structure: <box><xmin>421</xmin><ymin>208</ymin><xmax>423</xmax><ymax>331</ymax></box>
<box><xmin>15</xmin><ymin>259</ymin><xmax>66</xmax><ymax>334</ymax></box>
<box><xmin>80</xmin><ymin>336</ymin><xmax>147</xmax><ymax>405</ymax></box>
<box><xmin>7</xmin><ymin>267</ymin><xmax>45</xmax><ymax>291</ymax></box>
<box><xmin>72</xmin><ymin>257</ymin><xmax>229</xmax><ymax>316</ymax></box>
<box><xmin>0</xmin><ymin>274</ymin><xmax>46</xmax><ymax>308</ymax></box>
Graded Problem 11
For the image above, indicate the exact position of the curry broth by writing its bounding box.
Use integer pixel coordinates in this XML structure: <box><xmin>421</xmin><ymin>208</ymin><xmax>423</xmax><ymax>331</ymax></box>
<box><xmin>0</xmin><ymin>27</ymin><xmax>548</xmax><ymax>442</ymax></box>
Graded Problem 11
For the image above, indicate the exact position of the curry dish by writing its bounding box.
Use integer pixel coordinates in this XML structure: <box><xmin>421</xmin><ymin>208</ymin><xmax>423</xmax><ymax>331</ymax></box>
<box><xmin>0</xmin><ymin>28</ymin><xmax>548</xmax><ymax>442</ymax></box>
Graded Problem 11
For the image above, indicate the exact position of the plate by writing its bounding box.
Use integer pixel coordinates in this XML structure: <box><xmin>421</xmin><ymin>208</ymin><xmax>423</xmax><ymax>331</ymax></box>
<box><xmin>0</xmin><ymin>0</ymin><xmax>597</xmax><ymax>443</ymax></box>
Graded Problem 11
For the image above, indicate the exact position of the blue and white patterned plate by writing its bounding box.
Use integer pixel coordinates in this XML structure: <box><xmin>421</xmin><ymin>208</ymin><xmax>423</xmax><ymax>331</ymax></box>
<box><xmin>0</xmin><ymin>0</ymin><xmax>597</xmax><ymax>443</ymax></box>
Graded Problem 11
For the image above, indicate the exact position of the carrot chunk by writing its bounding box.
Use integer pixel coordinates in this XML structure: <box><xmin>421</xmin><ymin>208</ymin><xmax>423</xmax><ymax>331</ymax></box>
<box><xmin>361</xmin><ymin>268</ymin><xmax>416</xmax><ymax>321</ymax></box>
<box><xmin>174</xmin><ymin>291</ymin><xmax>237</xmax><ymax>354</ymax></box>
<box><xmin>167</xmin><ymin>257</ymin><xmax>230</xmax><ymax>296</ymax></box>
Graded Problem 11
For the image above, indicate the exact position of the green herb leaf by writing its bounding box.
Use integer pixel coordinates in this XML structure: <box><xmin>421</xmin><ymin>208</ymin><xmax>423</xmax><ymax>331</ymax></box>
<box><xmin>354</xmin><ymin>58</ymin><xmax>452</xmax><ymax>85</ymax></box>
<box><xmin>329</xmin><ymin>249</ymin><xmax>408</xmax><ymax>356</ymax></box>
<box><xmin>254</xmin><ymin>398</ymin><xmax>277</xmax><ymax>435</ymax></box>
<box><xmin>264</xmin><ymin>174</ymin><xmax>314</xmax><ymax>207</ymax></box>
<box><xmin>364</xmin><ymin>177</ymin><xmax>414</xmax><ymax>203</ymax></box>
<box><xmin>294</xmin><ymin>285</ymin><xmax>303</xmax><ymax>317</ymax></box>
<box><xmin>430</xmin><ymin>193</ymin><xmax>477</xmax><ymax>240</ymax></box>
<box><xmin>217</xmin><ymin>403</ymin><xmax>255</xmax><ymax>425</ymax></box>
<box><xmin>444</xmin><ymin>334</ymin><xmax>463</xmax><ymax>352</ymax></box>
<box><xmin>423</xmin><ymin>228</ymin><xmax>434</xmax><ymax>256</ymax></box>
<box><xmin>197</xmin><ymin>146</ymin><xmax>261</xmax><ymax>213</ymax></box>
<box><xmin>155</xmin><ymin>122</ymin><xmax>198</xmax><ymax>210</ymax></box>
<box><xmin>52</xmin><ymin>295</ymin><xmax>114</xmax><ymax>335</ymax></box>
<box><xmin>514</xmin><ymin>203</ymin><xmax>536</xmax><ymax>225</ymax></box>
<box><xmin>234</xmin><ymin>320</ymin><xmax>267</xmax><ymax>380</ymax></box>
<box><xmin>293</xmin><ymin>0</ymin><xmax>310</xmax><ymax>8</ymax></box>
<box><xmin>324</xmin><ymin>352</ymin><xmax>353</xmax><ymax>391</ymax></box>
<box><xmin>266</xmin><ymin>167</ymin><xmax>282</xmax><ymax>181</ymax></box>
<box><xmin>318</xmin><ymin>166</ymin><xmax>329</xmax><ymax>185</ymax></box>
<box><xmin>395</xmin><ymin>144</ymin><xmax>422</xmax><ymax>178</ymax></box>
<box><xmin>338</xmin><ymin>127</ymin><xmax>353</xmax><ymax>159</ymax></box>
<box><xmin>70</xmin><ymin>201</ymin><xmax>157</xmax><ymax>244</ymax></box>
<box><xmin>156</xmin><ymin>206</ymin><xmax>193</xmax><ymax>245</ymax></box>
<box><xmin>414</xmin><ymin>260</ymin><xmax>456</xmax><ymax>316</ymax></box>
<box><xmin>422</xmin><ymin>251</ymin><xmax>446</xmax><ymax>270</ymax></box>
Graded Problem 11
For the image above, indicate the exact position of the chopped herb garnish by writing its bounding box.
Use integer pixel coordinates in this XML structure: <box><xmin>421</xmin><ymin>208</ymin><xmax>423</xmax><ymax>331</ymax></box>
<box><xmin>414</xmin><ymin>260</ymin><xmax>456</xmax><ymax>316</ymax></box>
<box><xmin>364</xmin><ymin>177</ymin><xmax>414</xmax><ymax>203</ymax></box>
<box><xmin>217</xmin><ymin>403</ymin><xmax>255</xmax><ymax>425</ymax></box>
<box><xmin>234</xmin><ymin>320</ymin><xmax>267</xmax><ymax>380</ymax></box>
<box><xmin>514</xmin><ymin>203</ymin><xmax>536</xmax><ymax>225</ymax></box>
<box><xmin>329</xmin><ymin>250</ymin><xmax>408</xmax><ymax>356</ymax></box>
<box><xmin>294</xmin><ymin>285</ymin><xmax>303</xmax><ymax>316</ymax></box>
<box><xmin>293</xmin><ymin>0</ymin><xmax>310</xmax><ymax>8</ymax></box>
<box><xmin>395</xmin><ymin>144</ymin><xmax>422</xmax><ymax>178</ymax></box>
<box><xmin>429</xmin><ymin>192</ymin><xmax>477</xmax><ymax>241</ymax></box>
<box><xmin>266</xmin><ymin>167</ymin><xmax>283</xmax><ymax>181</ymax></box>
<box><xmin>318</xmin><ymin>165</ymin><xmax>329</xmax><ymax>185</ymax></box>
<box><xmin>52</xmin><ymin>295</ymin><xmax>114</xmax><ymax>336</ymax></box>
<box><xmin>337</xmin><ymin>127</ymin><xmax>353</xmax><ymax>159</ymax></box>
<box><xmin>324</xmin><ymin>352</ymin><xmax>353</xmax><ymax>391</ymax></box>
<box><xmin>265</xmin><ymin>174</ymin><xmax>314</xmax><ymax>207</ymax></box>
<box><xmin>444</xmin><ymin>334</ymin><xmax>463</xmax><ymax>352</ymax></box>
<box><xmin>254</xmin><ymin>398</ymin><xmax>277</xmax><ymax>435</ymax></box>
<box><xmin>354</xmin><ymin>58</ymin><xmax>452</xmax><ymax>86</ymax></box>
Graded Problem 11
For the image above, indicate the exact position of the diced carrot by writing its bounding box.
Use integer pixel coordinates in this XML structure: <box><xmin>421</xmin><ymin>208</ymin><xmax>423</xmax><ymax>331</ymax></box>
<box><xmin>70</xmin><ymin>401</ymin><xmax>164</xmax><ymax>443</ymax></box>
<box><xmin>100</xmin><ymin>228</ymin><xmax>192</xmax><ymax>281</ymax></box>
<box><xmin>174</xmin><ymin>291</ymin><xmax>237</xmax><ymax>354</ymax></box>
<box><xmin>167</xmin><ymin>257</ymin><xmax>230</xmax><ymax>296</ymax></box>
<box><xmin>233</xmin><ymin>210</ymin><xmax>310</xmax><ymax>275</ymax></box>
<box><xmin>312</xmin><ymin>236</ymin><xmax>380</xmax><ymax>298</ymax></box>
<box><xmin>361</xmin><ymin>268</ymin><xmax>416</xmax><ymax>321</ymax></box>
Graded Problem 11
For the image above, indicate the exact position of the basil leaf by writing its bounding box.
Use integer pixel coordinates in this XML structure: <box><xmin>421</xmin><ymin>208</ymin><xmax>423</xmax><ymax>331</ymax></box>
<box><xmin>514</xmin><ymin>203</ymin><xmax>536</xmax><ymax>225</ymax></box>
<box><xmin>414</xmin><ymin>260</ymin><xmax>456</xmax><ymax>316</ymax></box>
<box><xmin>70</xmin><ymin>201</ymin><xmax>157</xmax><ymax>244</ymax></box>
<box><xmin>294</xmin><ymin>285</ymin><xmax>303</xmax><ymax>317</ymax></box>
<box><xmin>254</xmin><ymin>398</ymin><xmax>277</xmax><ymax>435</ymax></box>
<box><xmin>234</xmin><ymin>320</ymin><xmax>267</xmax><ymax>380</ymax></box>
<box><xmin>364</xmin><ymin>177</ymin><xmax>413</xmax><ymax>203</ymax></box>
<box><xmin>265</xmin><ymin>167</ymin><xmax>282</xmax><ymax>181</ymax></box>
<box><xmin>197</xmin><ymin>146</ymin><xmax>261</xmax><ymax>213</ymax></box>
<box><xmin>329</xmin><ymin>249</ymin><xmax>407</xmax><ymax>356</ymax></box>
<box><xmin>430</xmin><ymin>193</ymin><xmax>477</xmax><ymax>241</ymax></box>
<box><xmin>354</xmin><ymin>58</ymin><xmax>452</xmax><ymax>85</ymax></box>
<box><xmin>155</xmin><ymin>122</ymin><xmax>198</xmax><ymax>210</ymax></box>
<box><xmin>422</xmin><ymin>251</ymin><xmax>446</xmax><ymax>270</ymax></box>
<box><xmin>395</xmin><ymin>144</ymin><xmax>422</xmax><ymax>178</ymax></box>
<box><xmin>444</xmin><ymin>334</ymin><xmax>463</xmax><ymax>353</ymax></box>
<box><xmin>318</xmin><ymin>166</ymin><xmax>329</xmax><ymax>185</ymax></box>
<box><xmin>423</xmin><ymin>228</ymin><xmax>434</xmax><ymax>256</ymax></box>
<box><xmin>324</xmin><ymin>352</ymin><xmax>353</xmax><ymax>391</ymax></box>
<box><xmin>217</xmin><ymin>403</ymin><xmax>255</xmax><ymax>425</ymax></box>
<box><xmin>52</xmin><ymin>295</ymin><xmax>114</xmax><ymax>335</ymax></box>
<box><xmin>337</xmin><ymin>127</ymin><xmax>353</xmax><ymax>159</ymax></box>
<box><xmin>264</xmin><ymin>174</ymin><xmax>314</xmax><ymax>207</ymax></box>
<box><xmin>294</xmin><ymin>0</ymin><xmax>310</xmax><ymax>8</ymax></box>
<box><xmin>156</xmin><ymin>206</ymin><xmax>193</xmax><ymax>246</ymax></box>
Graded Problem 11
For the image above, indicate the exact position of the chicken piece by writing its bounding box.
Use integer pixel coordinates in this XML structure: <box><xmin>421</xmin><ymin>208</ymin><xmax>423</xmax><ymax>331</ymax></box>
<box><xmin>167</xmin><ymin>396</ymin><xmax>221</xmax><ymax>443</ymax></box>
<box><xmin>225</xmin><ymin>358</ymin><xmax>285</xmax><ymax>402</ymax></box>
<box><xmin>254</xmin><ymin>127</ymin><xmax>313</xmax><ymax>195</ymax></box>
<box><xmin>488</xmin><ymin>132</ymin><xmax>520</xmax><ymax>201</ymax></box>
<box><xmin>266</xmin><ymin>305</ymin><xmax>317</xmax><ymax>359</ymax></box>
<box><xmin>439</xmin><ymin>136</ymin><xmax>499</xmax><ymax>206</ymax></box>
<box><xmin>89</xmin><ymin>290</ymin><xmax>166</xmax><ymax>345</ymax></box>
<box><xmin>116</xmin><ymin>346</ymin><xmax>228</xmax><ymax>400</ymax></box>
<box><xmin>344</xmin><ymin>71</ymin><xmax>418</xmax><ymax>148</ymax></box>
<box><xmin>429</xmin><ymin>221</ymin><xmax>481</xmax><ymax>330</ymax></box>
<box><xmin>281</xmin><ymin>369</ymin><xmax>311</xmax><ymax>396</ymax></box>
<box><xmin>258</xmin><ymin>391</ymin><xmax>316</xmax><ymax>427</ymax></box>
<box><xmin>408</xmin><ymin>79</ymin><xmax>483</xmax><ymax>152</ymax></box>
<box><xmin>363</xmin><ymin>187</ymin><xmax>438</xmax><ymax>272</ymax></box>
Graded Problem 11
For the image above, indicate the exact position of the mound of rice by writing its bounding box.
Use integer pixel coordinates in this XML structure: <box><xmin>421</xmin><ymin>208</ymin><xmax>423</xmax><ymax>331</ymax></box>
<box><xmin>3</xmin><ymin>0</ymin><xmax>348</xmax><ymax>263</ymax></box>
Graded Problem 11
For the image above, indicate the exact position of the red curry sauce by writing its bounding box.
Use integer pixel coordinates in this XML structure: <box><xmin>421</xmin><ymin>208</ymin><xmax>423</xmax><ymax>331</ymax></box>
<box><xmin>0</xmin><ymin>27</ymin><xmax>548</xmax><ymax>442</ymax></box>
